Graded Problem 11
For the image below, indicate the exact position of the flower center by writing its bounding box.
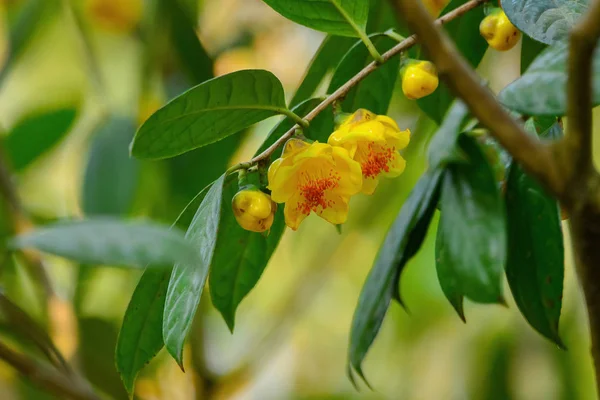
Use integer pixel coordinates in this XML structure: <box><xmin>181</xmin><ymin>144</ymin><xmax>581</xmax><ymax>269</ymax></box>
<box><xmin>361</xmin><ymin>143</ymin><xmax>396</xmax><ymax>178</ymax></box>
<box><xmin>297</xmin><ymin>170</ymin><xmax>340</xmax><ymax>215</ymax></box>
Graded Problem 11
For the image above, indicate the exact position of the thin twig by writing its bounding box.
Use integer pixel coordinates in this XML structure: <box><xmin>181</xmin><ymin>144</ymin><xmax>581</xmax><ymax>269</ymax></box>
<box><xmin>0</xmin><ymin>340</ymin><xmax>99</xmax><ymax>400</ymax></box>
<box><xmin>391</xmin><ymin>0</ymin><xmax>565</xmax><ymax>200</ymax></box>
<box><xmin>244</xmin><ymin>0</ymin><xmax>489</xmax><ymax>166</ymax></box>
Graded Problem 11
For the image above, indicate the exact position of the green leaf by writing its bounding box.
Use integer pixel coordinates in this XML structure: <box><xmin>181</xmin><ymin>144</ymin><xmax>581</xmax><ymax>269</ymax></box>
<box><xmin>502</xmin><ymin>0</ymin><xmax>589</xmax><ymax>45</ymax></box>
<box><xmin>427</xmin><ymin>101</ymin><xmax>470</xmax><ymax>170</ymax></box>
<box><xmin>499</xmin><ymin>40</ymin><xmax>600</xmax><ymax>116</ymax></box>
<box><xmin>436</xmin><ymin>135</ymin><xmax>505</xmax><ymax>305</ymax></box>
<box><xmin>261</xmin><ymin>0</ymin><xmax>369</xmax><ymax>37</ymax></box>
<box><xmin>131</xmin><ymin>70</ymin><xmax>288</xmax><ymax>159</ymax></box>
<box><xmin>82</xmin><ymin>116</ymin><xmax>139</xmax><ymax>216</ymax></box>
<box><xmin>328</xmin><ymin>34</ymin><xmax>400</xmax><ymax>115</ymax></box>
<box><xmin>521</xmin><ymin>35</ymin><xmax>547</xmax><ymax>74</ymax></box>
<box><xmin>116</xmin><ymin>182</ymin><xmax>215</xmax><ymax>394</ymax></box>
<box><xmin>348</xmin><ymin>169</ymin><xmax>443</xmax><ymax>384</ymax></box>
<box><xmin>435</xmin><ymin>227</ymin><xmax>466</xmax><ymax>322</ymax></box>
<box><xmin>10</xmin><ymin>219</ymin><xmax>198</xmax><ymax>268</ymax></box>
<box><xmin>209</xmin><ymin>181</ymin><xmax>285</xmax><ymax>331</ymax></box>
<box><xmin>4</xmin><ymin>108</ymin><xmax>77</xmax><ymax>171</ymax></box>
<box><xmin>416</xmin><ymin>0</ymin><xmax>487</xmax><ymax>123</ymax></box>
<box><xmin>290</xmin><ymin>35</ymin><xmax>356</xmax><ymax>107</ymax></box>
<box><xmin>163</xmin><ymin>174</ymin><xmax>226</xmax><ymax>366</ymax></box>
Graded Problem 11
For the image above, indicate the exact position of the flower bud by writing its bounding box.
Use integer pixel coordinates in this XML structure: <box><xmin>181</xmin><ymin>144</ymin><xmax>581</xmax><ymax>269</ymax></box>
<box><xmin>401</xmin><ymin>60</ymin><xmax>439</xmax><ymax>100</ymax></box>
<box><xmin>232</xmin><ymin>187</ymin><xmax>277</xmax><ymax>233</ymax></box>
<box><xmin>479</xmin><ymin>9</ymin><xmax>521</xmax><ymax>51</ymax></box>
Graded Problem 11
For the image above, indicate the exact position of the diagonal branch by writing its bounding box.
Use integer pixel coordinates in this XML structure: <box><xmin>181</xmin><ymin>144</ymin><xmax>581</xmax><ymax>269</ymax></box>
<box><xmin>391</xmin><ymin>0</ymin><xmax>566</xmax><ymax>200</ymax></box>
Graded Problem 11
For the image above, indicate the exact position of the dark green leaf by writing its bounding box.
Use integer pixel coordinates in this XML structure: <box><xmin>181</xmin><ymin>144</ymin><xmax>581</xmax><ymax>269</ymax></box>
<box><xmin>502</xmin><ymin>0</ymin><xmax>588</xmax><ymax>44</ymax></box>
<box><xmin>209</xmin><ymin>181</ymin><xmax>285</xmax><ymax>331</ymax></box>
<box><xmin>436</xmin><ymin>135</ymin><xmax>505</xmax><ymax>305</ymax></box>
<box><xmin>116</xmin><ymin>182</ymin><xmax>215</xmax><ymax>394</ymax></box>
<box><xmin>348</xmin><ymin>169</ymin><xmax>443</xmax><ymax>384</ymax></box>
<box><xmin>521</xmin><ymin>35</ymin><xmax>547</xmax><ymax>74</ymax></box>
<box><xmin>131</xmin><ymin>70</ymin><xmax>288</xmax><ymax>159</ymax></box>
<box><xmin>505</xmin><ymin>163</ymin><xmax>564</xmax><ymax>346</ymax></box>
<box><xmin>427</xmin><ymin>101</ymin><xmax>470</xmax><ymax>170</ymax></box>
<box><xmin>82</xmin><ymin>116</ymin><xmax>139</xmax><ymax>216</ymax></box>
<box><xmin>499</xmin><ymin>41</ymin><xmax>600</xmax><ymax>116</ymax></box>
<box><xmin>328</xmin><ymin>34</ymin><xmax>400</xmax><ymax>114</ymax></box>
<box><xmin>290</xmin><ymin>35</ymin><xmax>355</xmax><ymax>107</ymax></box>
<box><xmin>435</xmin><ymin>227</ymin><xmax>465</xmax><ymax>322</ymax></box>
<box><xmin>10</xmin><ymin>219</ymin><xmax>198</xmax><ymax>268</ymax></box>
<box><xmin>163</xmin><ymin>174</ymin><xmax>226</xmax><ymax>366</ymax></box>
<box><xmin>4</xmin><ymin>108</ymin><xmax>77</xmax><ymax>171</ymax></box>
<box><xmin>416</xmin><ymin>0</ymin><xmax>487</xmax><ymax>123</ymax></box>
<box><xmin>261</xmin><ymin>0</ymin><xmax>369</xmax><ymax>37</ymax></box>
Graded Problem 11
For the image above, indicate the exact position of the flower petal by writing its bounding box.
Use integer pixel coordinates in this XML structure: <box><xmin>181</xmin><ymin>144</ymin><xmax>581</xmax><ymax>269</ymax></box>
<box><xmin>331</xmin><ymin>147</ymin><xmax>363</xmax><ymax>195</ymax></box>
<box><xmin>283</xmin><ymin>193</ymin><xmax>308</xmax><ymax>230</ymax></box>
<box><xmin>383</xmin><ymin>153</ymin><xmax>407</xmax><ymax>178</ymax></box>
<box><xmin>316</xmin><ymin>193</ymin><xmax>350</xmax><ymax>225</ymax></box>
<box><xmin>361</xmin><ymin>176</ymin><xmax>380</xmax><ymax>195</ymax></box>
<box><xmin>268</xmin><ymin>162</ymin><xmax>299</xmax><ymax>203</ymax></box>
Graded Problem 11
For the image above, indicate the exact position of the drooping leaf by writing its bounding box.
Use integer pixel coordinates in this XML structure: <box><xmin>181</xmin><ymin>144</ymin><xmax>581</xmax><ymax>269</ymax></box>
<box><xmin>290</xmin><ymin>35</ymin><xmax>356</xmax><ymax>107</ymax></box>
<box><xmin>521</xmin><ymin>35</ymin><xmax>547</xmax><ymax>74</ymax></box>
<box><xmin>502</xmin><ymin>0</ymin><xmax>589</xmax><ymax>45</ymax></box>
<box><xmin>4</xmin><ymin>108</ymin><xmax>77</xmax><ymax>171</ymax></box>
<box><xmin>82</xmin><ymin>117</ymin><xmax>139</xmax><ymax>216</ymax></box>
<box><xmin>163</xmin><ymin>174</ymin><xmax>226</xmax><ymax>366</ymax></box>
<box><xmin>499</xmin><ymin>41</ymin><xmax>600</xmax><ymax>116</ymax></box>
<box><xmin>427</xmin><ymin>101</ymin><xmax>470</xmax><ymax>170</ymax></box>
<box><xmin>10</xmin><ymin>219</ymin><xmax>198</xmax><ymax>268</ymax></box>
<box><xmin>348</xmin><ymin>169</ymin><xmax>444</xmax><ymax>384</ymax></box>
<box><xmin>116</xmin><ymin>182</ymin><xmax>215</xmax><ymax>394</ymax></box>
<box><xmin>261</xmin><ymin>0</ymin><xmax>369</xmax><ymax>37</ymax></box>
<box><xmin>436</xmin><ymin>135</ymin><xmax>505</xmax><ymax>305</ymax></box>
<box><xmin>416</xmin><ymin>0</ymin><xmax>487</xmax><ymax>123</ymax></box>
<box><xmin>328</xmin><ymin>34</ymin><xmax>400</xmax><ymax>115</ymax></box>
<box><xmin>131</xmin><ymin>70</ymin><xmax>288</xmax><ymax>159</ymax></box>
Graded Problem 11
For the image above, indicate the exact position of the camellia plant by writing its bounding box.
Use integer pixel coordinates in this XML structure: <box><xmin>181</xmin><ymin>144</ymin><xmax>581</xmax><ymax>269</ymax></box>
<box><xmin>2</xmin><ymin>0</ymin><xmax>600</xmax><ymax>398</ymax></box>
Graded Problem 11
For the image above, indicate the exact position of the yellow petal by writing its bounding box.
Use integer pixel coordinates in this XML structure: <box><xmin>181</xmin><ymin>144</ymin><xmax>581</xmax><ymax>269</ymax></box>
<box><xmin>329</xmin><ymin>120</ymin><xmax>387</xmax><ymax>146</ymax></box>
<box><xmin>384</xmin><ymin>153</ymin><xmax>407</xmax><ymax>177</ymax></box>
<box><xmin>282</xmin><ymin>138</ymin><xmax>311</xmax><ymax>158</ymax></box>
<box><xmin>375</xmin><ymin>115</ymin><xmax>401</xmax><ymax>131</ymax></box>
<box><xmin>283</xmin><ymin>193</ymin><xmax>309</xmax><ymax>231</ymax></box>
<box><xmin>268</xmin><ymin>162</ymin><xmax>299</xmax><ymax>203</ymax></box>
<box><xmin>316</xmin><ymin>193</ymin><xmax>350</xmax><ymax>225</ymax></box>
<box><xmin>331</xmin><ymin>147</ymin><xmax>363</xmax><ymax>195</ymax></box>
<box><xmin>361</xmin><ymin>176</ymin><xmax>380</xmax><ymax>195</ymax></box>
<box><xmin>385</xmin><ymin>128</ymin><xmax>411</xmax><ymax>150</ymax></box>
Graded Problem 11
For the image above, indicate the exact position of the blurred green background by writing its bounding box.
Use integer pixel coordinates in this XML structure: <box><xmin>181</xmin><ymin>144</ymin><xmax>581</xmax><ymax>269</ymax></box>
<box><xmin>0</xmin><ymin>0</ymin><xmax>597</xmax><ymax>399</ymax></box>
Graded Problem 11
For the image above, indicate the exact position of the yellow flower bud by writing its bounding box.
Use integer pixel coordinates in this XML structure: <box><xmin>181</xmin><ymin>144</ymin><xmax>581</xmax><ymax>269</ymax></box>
<box><xmin>232</xmin><ymin>188</ymin><xmax>277</xmax><ymax>233</ymax></box>
<box><xmin>401</xmin><ymin>61</ymin><xmax>439</xmax><ymax>100</ymax></box>
<box><xmin>85</xmin><ymin>0</ymin><xmax>142</xmax><ymax>33</ymax></box>
<box><xmin>479</xmin><ymin>10</ymin><xmax>521</xmax><ymax>51</ymax></box>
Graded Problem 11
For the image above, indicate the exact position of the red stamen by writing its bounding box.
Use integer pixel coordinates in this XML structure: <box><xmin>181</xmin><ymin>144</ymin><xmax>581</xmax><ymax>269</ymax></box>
<box><xmin>362</xmin><ymin>144</ymin><xmax>396</xmax><ymax>178</ymax></box>
<box><xmin>297</xmin><ymin>170</ymin><xmax>340</xmax><ymax>215</ymax></box>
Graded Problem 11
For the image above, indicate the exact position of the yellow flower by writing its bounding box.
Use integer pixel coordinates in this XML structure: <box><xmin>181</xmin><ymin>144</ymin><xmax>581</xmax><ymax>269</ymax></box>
<box><xmin>328</xmin><ymin>109</ymin><xmax>410</xmax><ymax>195</ymax></box>
<box><xmin>85</xmin><ymin>0</ymin><xmax>142</xmax><ymax>33</ymax></box>
<box><xmin>480</xmin><ymin>10</ymin><xmax>521</xmax><ymax>51</ymax></box>
<box><xmin>401</xmin><ymin>60</ymin><xmax>439</xmax><ymax>100</ymax></box>
<box><xmin>232</xmin><ymin>188</ymin><xmax>277</xmax><ymax>233</ymax></box>
<box><xmin>268</xmin><ymin>139</ymin><xmax>362</xmax><ymax>230</ymax></box>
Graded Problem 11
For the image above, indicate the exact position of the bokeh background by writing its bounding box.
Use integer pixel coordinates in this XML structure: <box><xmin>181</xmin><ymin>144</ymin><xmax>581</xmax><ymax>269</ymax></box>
<box><xmin>0</xmin><ymin>0</ymin><xmax>597</xmax><ymax>399</ymax></box>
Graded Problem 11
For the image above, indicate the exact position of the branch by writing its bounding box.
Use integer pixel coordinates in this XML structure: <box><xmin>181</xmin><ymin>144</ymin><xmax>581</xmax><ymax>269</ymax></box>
<box><xmin>246</xmin><ymin>0</ymin><xmax>489</xmax><ymax>165</ymax></box>
<box><xmin>391</xmin><ymin>0</ymin><xmax>566</xmax><ymax>200</ymax></box>
<box><xmin>0</xmin><ymin>340</ymin><xmax>99</xmax><ymax>400</ymax></box>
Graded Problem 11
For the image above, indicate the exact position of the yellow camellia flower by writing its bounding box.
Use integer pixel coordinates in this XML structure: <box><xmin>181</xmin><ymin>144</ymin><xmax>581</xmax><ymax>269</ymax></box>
<box><xmin>232</xmin><ymin>187</ymin><xmax>277</xmax><ymax>233</ymax></box>
<box><xmin>268</xmin><ymin>139</ymin><xmax>362</xmax><ymax>230</ymax></box>
<box><xmin>85</xmin><ymin>0</ymin><xmax>142</xmax><ymax>33</ymax></box>
<box><xmin>329</xmin><ymin>109</ymin><xmax>410</xmax><ymax>195</ymax></box>
<box><xmin>480</xmin><ymin>9</ymin><xmax>521</xmax><ymax>51</ymax></box>
<box><xmin>401</xmin><ymin>60</ymin><xmax>439</xmax><ymax>100</ymax></box>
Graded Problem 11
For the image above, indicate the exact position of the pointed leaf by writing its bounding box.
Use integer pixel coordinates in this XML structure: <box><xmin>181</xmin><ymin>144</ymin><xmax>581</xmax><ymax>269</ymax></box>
<box><xmin>436</xmin><ymin>135</ymin><xmax>505</xmax><ymax>304</ymax></box>
<box><xmin>348</xmin><ymin>169</ymin><xmax>443</xmax><ymax>384</ymax></box>
<box><xmin>10</xmin><ymin>219</ymin><xmax>197</xmax><ymax>268</ymax></box>
<box><xmin>261</xmin><ymin>0</ymin><xmax>369</xmax><ymax>37</ymax></box>
<box><xmin>163</xmin><ymin>174</ymin><xmax>226</xmax><ymax>366</ymax></box>
<box><xmin>435</xmin><ymin>227</ymin><xmax>466</xmax><ymax>322</ymax></box>
<box><xmin>131</xmin><ymin>70</ymin><xmax>288</xmax><ymax>159</ymax></box>
<box><xmin>427</xmin><ymin>101</ymin><xmax>470</xmax><ymax>170</ymax></box>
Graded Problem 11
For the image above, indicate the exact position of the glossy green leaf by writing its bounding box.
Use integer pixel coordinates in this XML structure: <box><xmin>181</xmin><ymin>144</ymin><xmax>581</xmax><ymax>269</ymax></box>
<box><xmin>502</xmin><ymin>0</ymin><xmax>588</xmax><ymax>45</ymax></box>
<box><xmin>82</xmin><ymin>117</ymin><xmax>139</xmax><ymax>216</ymax></box>
<box><xmin>521</xmin><ymin>35</ymin><xmax>547</xmax><ymax>74</ymax></box>
<box><xmin>328</xmin><ymin>34</ymin><xmax>400</xmax><ymax>115</ymax></box>
<box><xmin>499</xmin><ymin>41</ymin><xmax>600</xmax><ymax>116</ymax></box>
<box><xmin>4</xmin><ymin>108</ymin><xmax>77</xmax><ymax>171</ymax></box>
<box><xmin>261</xmin><ymin>0</ymin><xmax>369</xmax><ymax>37</ymax></box>
<box><xmin>427</xmin><ymin>101</ymin><xmax>470</xmax><ymax>170</ymax></box>
<box><xmin>348</xmin><ymin>169</ymin><xmax>443</xmax><ymax>385</ymax></box>
<box><xmin>290</xmin><ymin>35</ymin><xmax>355</xmax><ymax>107</ymax></box>
<box><xmin>435</xmin><ymin>226</ymin><xmax>466</xmax><ymax>322</ymax></box>
<box><xmin>116</xmin><ymin>183</ymin><xmax>215</xmax><ymax>394</ymax></box>
<box><xmin>209</xmin><ymin>181</ymin><xmax>285</xmax><ymax>331</ymax></box>
<box><xmin>163</xmin><ymin>174</ymin><xmax>226</xmax><ymax>366</ymax></box>
<box><xmin>416</xmin><ymin>0</ymin><xmax>487</xmax><ymax>123</ymax></box>
<box><xmin>10</xmin><ymin>219</ymin><xmax>198</xmax><ymax>268</ymax></box>
<box><xmin>131</xmin><ymin>70</ymin><xmax>288</xmax><ymax>159</ymax></box>
<box><xmin>436</xmin><ymin>135</ymin><xmax>505</xmax><ymax>305</ymax></box>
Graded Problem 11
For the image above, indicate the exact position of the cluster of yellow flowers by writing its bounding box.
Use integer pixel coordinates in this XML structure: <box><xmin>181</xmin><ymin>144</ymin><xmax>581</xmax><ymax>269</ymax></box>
<box><xmin>233</xmin><ymin>110</ymin><xmax>410</xmax><ymax>232</ymax></box>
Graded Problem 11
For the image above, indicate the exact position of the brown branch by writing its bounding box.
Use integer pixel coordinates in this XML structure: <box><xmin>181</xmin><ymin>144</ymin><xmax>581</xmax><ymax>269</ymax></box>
<box><xmin>245</xmin><ymin>0</ymin><xmax>489</xmax><ymax>166</ymax></box>
<box><xmin>0</xmin><ymin>340</ymin><xmax>99</xmax><ymax>400</ymax></box>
